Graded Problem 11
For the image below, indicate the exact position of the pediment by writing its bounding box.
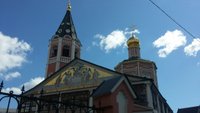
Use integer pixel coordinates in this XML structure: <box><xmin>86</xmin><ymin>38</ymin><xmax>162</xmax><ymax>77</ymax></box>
<box><xmin>25</xmin><ymin>59</ymin><xmax>120</xmax><ymax>95</ymax></box>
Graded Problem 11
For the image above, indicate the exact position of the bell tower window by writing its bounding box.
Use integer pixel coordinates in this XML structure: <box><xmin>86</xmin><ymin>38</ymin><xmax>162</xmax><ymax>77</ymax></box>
<box><xmin>62</xmin><ymin>45</ymin><xmax>70</xmax><ymax>57</ymax></box>
<box><xmin>75</xmin><ymin>49</ymin><xmax>78</xmax><ymax>58</ymax></box>
<box><xmin>50</xmin><ymin>45</ymin><xmax>58</xmax><ymax>57</ymax></box>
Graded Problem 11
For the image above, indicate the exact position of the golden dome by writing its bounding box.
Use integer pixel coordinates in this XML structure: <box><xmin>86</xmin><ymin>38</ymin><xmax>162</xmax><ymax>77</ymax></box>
<box><xmin>127</xmin><ymin>35</ymin><xmax>140</xmax><ymax>47</ymax></box>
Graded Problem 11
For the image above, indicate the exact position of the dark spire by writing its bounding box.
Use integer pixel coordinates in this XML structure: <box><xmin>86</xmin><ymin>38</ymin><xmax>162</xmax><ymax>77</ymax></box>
<box><xmin>55</xmin><ymin>1</ymin><xmax>81</xmax><ymax>45</ymax></box>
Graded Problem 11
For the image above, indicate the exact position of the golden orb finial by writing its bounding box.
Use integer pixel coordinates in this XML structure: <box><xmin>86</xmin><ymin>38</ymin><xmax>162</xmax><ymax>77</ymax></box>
<box><xmin>126</xmin><ymin>25</ymin><xmax>140</xmax><ymax>47</ymax></box>
<box><xmin>127</xmin><ymin>35</ymin><xmax>140</xmax><ymax>48</ymax></box>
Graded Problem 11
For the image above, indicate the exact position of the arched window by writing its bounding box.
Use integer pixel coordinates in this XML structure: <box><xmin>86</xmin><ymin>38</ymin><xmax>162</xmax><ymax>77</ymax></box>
<box><xmin>62</xmin><ymin>45</ymin><xmax>70</xmax><ymax>57</ymax></box>
<box><xmin>50</xmin><ymin>45</ymin><xmax>58</xmax><ymax>57</ymax></box>
<box><xmin>117</xmin><ymin>91</ymin><xmax>127</xmax><ymax>113</ymax></box>
<box><xmin>75</xmin><ymin>49</ymin><xmax>80</xmax><ymax>58</ymax></box>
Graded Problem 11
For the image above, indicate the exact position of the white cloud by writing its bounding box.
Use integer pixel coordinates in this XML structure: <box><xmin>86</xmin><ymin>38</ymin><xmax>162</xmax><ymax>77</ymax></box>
<box><xmin>4</xmin><ymin>71</ymin><xmax>21</xmax><ymax>81</ymax></box>
<box><xmin>0</xmin><ymin>32</ymin><xmax>31</xmax><ymax>72</ymax></box>
<box><xmin>184</xmin><ymin>38</ymin><xmax>200</xmax><ymax>56</ymax></box>
<box><xmin>2</xmin><ymin>76</ymin><xmax>44</xmax><ymax>94</ymax></box>
<box><xmin>23</xmin><ymin>76</ymin><xmax>44</xmax><ymax>91</ymax></box>
<box><xmin>124</xmin><ymin>28</ymin><xmax>140</xmax><ymax>35</ymax></box>
<box><xmin>153</xmin><ymin>30</ymin><xmax>187</xmax><ymax>57</ymax></box>
<box><xmin>95</xmin><ymin>30</ymin><xmax>127</xmax><ymax>53</ymax></box>
<box><xmin>2</xmin><ymin>87</ymin><xmax>22</xmax><ymax>94</ymax></box>
<box><xmin>94</xmin><ymin>28</ymin><xmax>139</xmax><ymax>53</ymax></box>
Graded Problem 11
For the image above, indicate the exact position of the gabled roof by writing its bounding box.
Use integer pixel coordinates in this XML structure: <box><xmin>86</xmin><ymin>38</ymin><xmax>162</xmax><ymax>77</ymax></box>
<box><xmin>92</xmin><ymin>76</ymin><xmax>137</xmax><ymax>98</ymax></box>
<box><xmin>177</xmin><ymin>106</ymin><xmax>200</xmax><ymax>113</ymax></box>
<box><xmin>24</xmin><ymin>58</ymin><xmax>121</xmax><ymax>95</ymax></box>
<box><xmin>92</xmin><ymin>76</ymin><xmax>121</xmax><ymax>97</ymax></box>
<box><xmin>54</xmin><ymin>3</ymin><xmax>81</xmax><ymax>45</ymax></box>
<box><xmin>24</xmin><ymin>58</ymin><xmax>157</xmax><ymax>96</ymax></box>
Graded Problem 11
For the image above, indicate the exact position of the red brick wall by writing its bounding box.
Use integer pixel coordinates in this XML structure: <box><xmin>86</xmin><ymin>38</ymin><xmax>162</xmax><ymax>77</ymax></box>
<box><xmin>47</xmin><ymin>63</ymin><xmax>56</xmax><ymax>76</ymax></box>
<box><xmin>93</xmin><ymin>81</ymin><xmax>137</xmax><ymax>113</ymax></box>
<box><xmin>47</xmin><ymin>62</ymin><xmax>66</xmax><ymax>76</ymax></box>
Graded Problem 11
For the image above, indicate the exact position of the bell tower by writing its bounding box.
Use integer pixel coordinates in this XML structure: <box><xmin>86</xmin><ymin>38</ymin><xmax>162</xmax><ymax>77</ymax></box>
<box><xmin>46</xmin><ymin>1</ymin><xmax>82</xmax><ymax>78</ymax></box>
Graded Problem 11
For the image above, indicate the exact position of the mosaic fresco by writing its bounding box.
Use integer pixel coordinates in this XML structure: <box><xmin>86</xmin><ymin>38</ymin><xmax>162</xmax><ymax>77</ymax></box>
<box><xmin>42</xmin><ymin>62</ymin><xmax>114</xmax><ymax>92</ymax></box>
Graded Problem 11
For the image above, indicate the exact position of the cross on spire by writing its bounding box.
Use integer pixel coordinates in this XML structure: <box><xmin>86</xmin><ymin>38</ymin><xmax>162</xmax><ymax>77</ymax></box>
<box><xmin>67</xmin><ymin>0</ymin><xmax>71</xmax><ymax>11</ymax></box>
<box><xmin>129</xmin><ymin>25</ymin><xmax>137</xmax><ymax>37</ymax></box>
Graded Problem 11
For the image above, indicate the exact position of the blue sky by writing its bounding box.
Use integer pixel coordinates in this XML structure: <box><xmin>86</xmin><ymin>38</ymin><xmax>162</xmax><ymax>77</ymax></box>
<box><xmin>0</xmin><ymin>0</ymin><xmax>200</xmax><ymax>112</ymax></box>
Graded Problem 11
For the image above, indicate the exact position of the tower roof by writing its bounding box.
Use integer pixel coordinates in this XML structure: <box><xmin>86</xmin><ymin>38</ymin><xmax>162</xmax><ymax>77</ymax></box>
<box><xmin>127</xmin><ymin>35</ymin><xmax>140</xmax><ymax>47</ymax></box>
<box><xmin>54</xmin><ymin>2</ymin><xmax>81</xmax><ymax>45</ymax></box>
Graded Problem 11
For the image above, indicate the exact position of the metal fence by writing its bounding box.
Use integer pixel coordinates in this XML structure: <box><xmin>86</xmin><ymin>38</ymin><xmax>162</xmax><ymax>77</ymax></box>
<box><xmin>0</xmin><ymin>81</ymin><xmax>102</xmax><ymax>113</ymax></box>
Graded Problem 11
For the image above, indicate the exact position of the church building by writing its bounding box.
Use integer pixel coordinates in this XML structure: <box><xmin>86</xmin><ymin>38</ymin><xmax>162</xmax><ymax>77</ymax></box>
<box><xmin>23</xmin><ymin>2</ymin><xmax>173</xmax><ymax>113</ymax></box>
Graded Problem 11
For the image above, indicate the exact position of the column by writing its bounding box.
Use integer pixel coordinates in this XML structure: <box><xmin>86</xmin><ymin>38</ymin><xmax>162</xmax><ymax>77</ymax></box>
<box><xmin>71</xmin><ymin>39</ymin><xmax>75</xmax><ymax>60</ymax></box>
<box><xmin>56</xmin><ymin>38</ymin><xmax>63</xmax><ymax>71</ymax></box>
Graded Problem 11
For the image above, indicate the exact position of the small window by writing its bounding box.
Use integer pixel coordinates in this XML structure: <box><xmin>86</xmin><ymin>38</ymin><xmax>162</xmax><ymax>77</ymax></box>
<box><xmin>50</xmin><ymin>46</ymin><xmax>58</xmax><ymax>57</ymax></box>
<box><xmin>75</xmin><ymin>49</ymin><xmax>79</xmax><ymax>58</ymax></box>
<box><xmin>62</xmin><ymin>45</ymin><xmax>70</xmax><ymax>57</ymax></box>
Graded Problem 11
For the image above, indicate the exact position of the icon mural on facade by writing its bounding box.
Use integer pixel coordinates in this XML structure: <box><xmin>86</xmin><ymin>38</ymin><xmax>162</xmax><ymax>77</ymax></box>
<box><xmin>43</xmin><ymin>62</ymin><xmax>113</xmax><ymax>92</ymax></box>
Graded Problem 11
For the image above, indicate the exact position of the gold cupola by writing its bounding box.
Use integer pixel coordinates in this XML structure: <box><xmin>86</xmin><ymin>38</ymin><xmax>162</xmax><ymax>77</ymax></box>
<box><xmin>127</xmin><ymin>35</ymin><xmax>140</xmax><ymax>48</ymax></box>
<box><xmin>127</xmin><ymin>35</ymin><xmax>141</xmax><ymax>58</ymax></box>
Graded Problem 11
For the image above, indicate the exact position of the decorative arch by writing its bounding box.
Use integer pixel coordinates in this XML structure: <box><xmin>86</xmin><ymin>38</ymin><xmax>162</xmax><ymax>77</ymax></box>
<box><xmin>50</xmin><ymin>45</ymin><xmax>58</xmax><ymax>57</ymax></box>
<box><xmin>62</xmin><ymin>45</ymin><xmax>70</xmax><ymax>57</ymax></box>
<box><xmin>117</xmin><ymin>91</ymin><xmax>127</xmax><ymax>113</ymax></box>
